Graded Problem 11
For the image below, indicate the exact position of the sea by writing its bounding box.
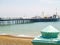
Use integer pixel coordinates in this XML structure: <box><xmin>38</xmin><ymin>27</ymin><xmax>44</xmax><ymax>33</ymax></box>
<box><xmin>0</xmin><ymin>21</ymin><xmax>60</xmax><ymax>36</ymax></box>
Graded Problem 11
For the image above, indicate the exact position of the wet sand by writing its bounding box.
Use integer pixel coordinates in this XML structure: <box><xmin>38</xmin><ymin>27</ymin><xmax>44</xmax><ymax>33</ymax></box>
<box><xmin>0</xmin><ymin>35</ymin><xmax>33</xmax><ymax>45</ymax></box>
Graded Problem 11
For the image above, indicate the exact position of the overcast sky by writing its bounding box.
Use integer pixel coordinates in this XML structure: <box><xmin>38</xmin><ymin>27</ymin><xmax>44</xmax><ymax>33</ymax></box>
<box><xmin>0</xmin><ymin>0</ymin><xmax>60</xmax><ymax>18</ymax></box>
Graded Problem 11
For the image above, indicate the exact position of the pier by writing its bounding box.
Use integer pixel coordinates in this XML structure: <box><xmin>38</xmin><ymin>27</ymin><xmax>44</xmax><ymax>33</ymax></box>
<box><xmin>0</xmin><ymin>16</ymin><xmax>59</xmax><ymax>25</ymax></box>
<box><xmin>0</xmin><ymin>18</ymin><xmax>33</xmax><ymax>25</ymax></box>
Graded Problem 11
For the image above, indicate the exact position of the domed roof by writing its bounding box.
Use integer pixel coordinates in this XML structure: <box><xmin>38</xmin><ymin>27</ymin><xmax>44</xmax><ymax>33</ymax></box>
<box><xmin>41</xmin><ymin>25</ymin><xmax>59</xmax><ymax>33</ymax></box>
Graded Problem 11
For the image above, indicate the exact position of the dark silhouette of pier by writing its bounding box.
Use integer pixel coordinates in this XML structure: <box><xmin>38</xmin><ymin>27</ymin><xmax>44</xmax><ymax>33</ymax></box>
<box><xmin>0</xmin><ymin>18</ymin><xmax>34</xmax><ymax>25</ymax></box>
<box><xmin>0</xmin><ymin>17</ymin><xmax>59</xmax><ymax>25</ymax></box>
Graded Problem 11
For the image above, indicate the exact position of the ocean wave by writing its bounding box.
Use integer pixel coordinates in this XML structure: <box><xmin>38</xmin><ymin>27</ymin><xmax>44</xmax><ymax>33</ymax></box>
<box><xmin>0</xmin><ymin>33</ymin><xmax>34</xmax><ymax>38</ymax></box>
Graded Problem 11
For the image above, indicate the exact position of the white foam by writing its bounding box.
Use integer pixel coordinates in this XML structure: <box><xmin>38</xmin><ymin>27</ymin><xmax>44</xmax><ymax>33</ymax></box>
<box><xmin>0</xmin><ymin>33</ymin><xmax>8</xmax><ymax>35</ymax></box>
<box><xmin>13</xmin><ymin>34</ymin><xmax>34</xmax><ymax>38</ymax></box>
<box><xmin>0</xmin><ymin>33</ymin><xmax>34</xmax><ymax>38</ymax></box>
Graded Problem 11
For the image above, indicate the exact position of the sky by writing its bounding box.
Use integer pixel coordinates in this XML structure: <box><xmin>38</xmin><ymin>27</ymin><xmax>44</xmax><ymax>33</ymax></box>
<box><xmin>0</xmin><ymin>0</ymin><xmax>60</xmax><ymax>18</ymax></box>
